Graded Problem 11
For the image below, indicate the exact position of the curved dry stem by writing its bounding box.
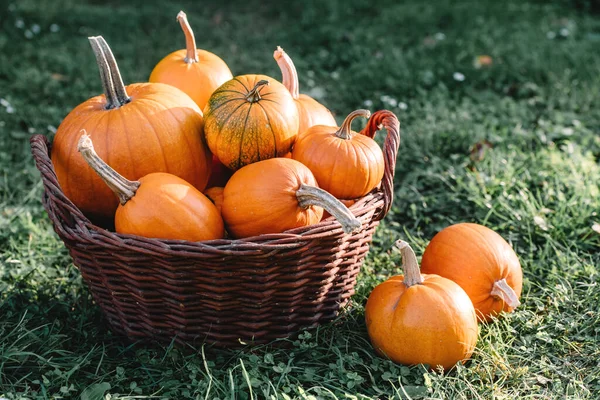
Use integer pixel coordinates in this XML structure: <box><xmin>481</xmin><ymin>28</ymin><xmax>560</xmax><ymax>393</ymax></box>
<box><xmin>335</xmin><ymin>109</ymin><xmax>371</xmax><ymax>140</ymax></box>
<box><xmin>177</xmin><ymin>11</ymin><xmax>198</xmax><ymax>63</ymax></box>
<box><xmin>273</xmin><ymin>46</ymin><xmax>299</xmax><ymax>99</ymax></box>
<box><xmin>296</xmin><ymin>184</ymin><xmax>361</xmax><ymax>234</ymax></box>
<box><xmin>95</xmin><ymin>37</ymin><xmax>130</xmax><ymax>106</ymax></box>
<box><xmin>246</xmin><ymin>79</ymin><xmax>270</xmax><ymax>103</ymax></box>
<box><xmin>77</xmin><ymin>130</ymin><xmax>140</xmax><ymax>205</ymax></box>
<box><xmin>394</xmin><ymin>240</ymin><xmax>423</xmax><ymax>287</ymax></box>
<box><xmin>89</xmin><ymin>36</ymin><xmax>130</xmax><ymax>109</ymax></box>
<box><xmin>88</xmin><ymin>37</ymin><xmax>119</xmax><ymax>109</ymax></box>
<box><xmin>490</xmin><ymin>278</ymin><xmax>521</xmax><ymax>308</ymax></box>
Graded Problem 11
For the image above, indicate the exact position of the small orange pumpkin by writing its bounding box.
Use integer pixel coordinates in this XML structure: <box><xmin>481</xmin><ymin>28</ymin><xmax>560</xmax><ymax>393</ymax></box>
<box><xmin>51</xmin><ymin>36</ymin><xmax>211</xmax><ymax>225</ymax></box>
<box><xmin>273</xmin><ymin>46</ymin><xmax>336</xmax><ymax>135</ymax></box>
<box><xmin>204</xmin><ymin>75</ymin><xmax>299</xmax><ymax>170</ymax></box>
<box><xmin>204</xmin><ymin>186</ymin><xmax>224</xmax><ymax>214</ymax></box>
<box><xmin>149</xmin><ymin>11</ymin><xmax>233</xmax><ymax>110</ymax></box>
<box><xmin>291</xmin><ymin>109</ymin><xmax>384</xmax><ymax>199</ymax></box>
<box><xmin>365</xmin><ymin>240</ymin><xmax>478</xmax><ymax>371</ymax></box>
<box><xmin>420</xmin><ymin>223</ymin><xmax>523</xmax><ymax>321</ymax></box>
<box><xmin>222</xmin><ymin>158</ymin><xmax>360</xmax><ymax>238</ymax></box>
<box><xmin>78</xmin><ymin>133</ymin><xmax>223</xmax><ymax>241</ymax></box>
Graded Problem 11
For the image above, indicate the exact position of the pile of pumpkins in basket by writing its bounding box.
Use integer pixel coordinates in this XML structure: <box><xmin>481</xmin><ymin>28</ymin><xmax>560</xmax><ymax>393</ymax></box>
<box><xmin>51</xmin><ymin>11</ymin><xmax>375</xmax><ymax>240</ymax></box>
<box><xmin>48</xmin><ymin>11</ymin><xmax>523</xmax><ymax>371</ymax></box>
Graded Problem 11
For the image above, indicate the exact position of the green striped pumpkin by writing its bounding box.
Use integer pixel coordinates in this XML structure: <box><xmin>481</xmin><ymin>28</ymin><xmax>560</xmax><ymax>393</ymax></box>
<box><xmin>203</xmin><ymin>74</ymin><xmax>299</xmax><ymax>170</ymax></box>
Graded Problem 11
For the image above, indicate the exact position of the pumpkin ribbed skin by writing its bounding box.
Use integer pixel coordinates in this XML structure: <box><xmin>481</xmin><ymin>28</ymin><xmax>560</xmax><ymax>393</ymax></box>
<box><xmin>204</xmin><ymin>75</ymin><xmax>299</xmax><ymax>171</ymax></box>
<box><xmin>292</xmin><ymin>110</ymin><xmax>384</xmax><ymax>199</ymax></box>
<box><xmin>273</xmin><ymin>46</ymin><xmax>336</xmax><ymax>135</ymax></box>
<box><xmin>421</xmin><ymin>223</ymin><xmax>523</xmax><ymax>321</ymax></box>
<box><xmin>294</xmin><ymin>94</ymin><xmax>337</xmax><ymax>135</ymax></box>
<box><xmin>116</xmin><ymin>173</ymin><xmax>223</xmax><ymax>241</ymax></box>
<box><xmin>222</xmin><ymin>158</ymin><xmax>321</xmax><ymax>238</ymax></box>
<box><xmin>365</xmin><ymin>241</ymin><xmax>478</xmax><ymax>371</ymax></box>
<box><xmin>77</xmin><ymin>134</ymin><xmax>223</xmax><ymax>242</ymax></box>
<box><xmin>52</xmin><ymin>38</ymin><xmax>211</xmax><ymax>225</ymax></box>
<box><xmin>150</xmin><ymin>49</ymin><xmax>232</xmax><ymax>110</ymax></box>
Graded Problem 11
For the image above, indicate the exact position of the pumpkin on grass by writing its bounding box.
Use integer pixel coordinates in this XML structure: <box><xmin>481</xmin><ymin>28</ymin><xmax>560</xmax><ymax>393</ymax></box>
<box><xmin>292</xmin><ymin>109</ymin><xmax>384</xmax><ymax>199</ymax></box>
<box><xmin>222</xmin><ymin>158</ymin><xmax>360</xmax><ymax>238</ymax></box>
<box><xmin>78</xmin><ymin>132</ymin><xmax>224</xmax><ymax>241</ymax></box>
<box><xmin>365</xmin><ymin>240</ymin><xmax>478</xmax><ymax>371</ymax></box>
<box><xmin>51</xmin><ymin>36</ymin><xmax>211</xmax><ymax>224</ymax></box>
<box><xmin>273</xmin><ymin>46</ymin><xmax>336</xmax><ymax>135</ymax></box>
<box><xmin>204</xmin><ymin>76</ymin><xmax>299</xmax><ymax>170</ymax></box>
<box><xmin>149</xmin><ymin>11</ymin><xmax>233</xmax><ymax>109</ymax></box>
<box><xmin>421</xmin><ymin>223</ymin><xmax>523</xmax><ymax>321</ymax></box>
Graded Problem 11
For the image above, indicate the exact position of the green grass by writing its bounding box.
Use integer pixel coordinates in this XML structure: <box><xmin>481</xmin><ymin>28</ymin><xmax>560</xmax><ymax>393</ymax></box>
<box><xmin>1</xmin><ymin>0</ymin><xmax>600</xmax><ymax>398</ymax></box>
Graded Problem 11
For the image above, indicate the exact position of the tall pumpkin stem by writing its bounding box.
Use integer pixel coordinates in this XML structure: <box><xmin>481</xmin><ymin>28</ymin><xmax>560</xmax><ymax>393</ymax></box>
<box><xmin>273</xmin><ymin>46</ymin><xmax>299</xmax><ymax>99</ymax></box>
<box><xmin>394</xmin><ymin>240</ymin><xmax>424</xmax><ymax>287</ymax></box>
<box><xmin>88</xmin><ymin>36</ymin><xmax>131</xmax><ymax>109</ymax></box>
<box><xmin>246</xmin><ymin>80</ymin><xmax>270</xmax><ymax>103</ymax></box>
<box><xmin>491</xmin><ymin>278</ymin><xmax>521</xmax><ymax>308</ymax></box>
<box><xmin>77</xmin><ymin>131</ymin><xmax>140</xmax><ymax>205</ymax></box>
<box><xmin>335</xmin><ymin>109</ymin><xmax>371</xmax><ymax>140</ymax></box>
<box><xmin>177</xmin><ymin>11</ymin><xmax>198</xmax><ymax>64</ymax></box>
<box><xmin>296</xmin><ymin>184</ymin><xmax>361</xmax><ymax>233</ymax></box>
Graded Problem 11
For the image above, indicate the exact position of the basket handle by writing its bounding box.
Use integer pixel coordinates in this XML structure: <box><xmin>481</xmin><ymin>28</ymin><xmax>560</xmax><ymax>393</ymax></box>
<box><xmin>30</xmin><ymin>134</ymin><xmax>88</xmax><ymax>228</ymax></box>
<box><xmin>359</xmin><ymin>110</ymin><xmax>400</xmax><ymax>221</ymax></box>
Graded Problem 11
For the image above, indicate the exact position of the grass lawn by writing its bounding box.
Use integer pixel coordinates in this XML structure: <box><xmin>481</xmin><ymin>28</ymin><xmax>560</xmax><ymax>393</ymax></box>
<box><xmin>1</xmin><ymin>0</ymin><xmax>600</xmax><ymax>398</ymax></box>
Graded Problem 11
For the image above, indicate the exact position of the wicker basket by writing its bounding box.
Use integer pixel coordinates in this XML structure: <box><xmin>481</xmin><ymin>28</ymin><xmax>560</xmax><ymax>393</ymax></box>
<box><xmin>30</xmin><ymin>110</ymin><xmax>400</xmax><ymax>346</ymax></box>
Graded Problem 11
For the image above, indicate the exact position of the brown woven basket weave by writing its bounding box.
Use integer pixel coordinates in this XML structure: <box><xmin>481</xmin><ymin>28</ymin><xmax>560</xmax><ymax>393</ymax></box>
<box><xmin>30</xmin><ymin>110</ymin><xmax>400</xmax><ymax>346</ymax></box>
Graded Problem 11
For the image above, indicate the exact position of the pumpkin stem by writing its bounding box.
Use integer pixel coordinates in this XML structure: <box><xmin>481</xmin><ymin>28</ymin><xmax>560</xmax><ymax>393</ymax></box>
<box><xmin>177</xmin><ymin>11</ymin><xmax>198</xmax><ymax>64</ymax></box>
<box><xmin>394</xmin><ymin>240</ymin><xmax>424</xmax><ymax>287</ymax></box>
<box><xmin>246</xmin><ymin>80</ymin><xmax>270</xmax><ymax>103</ymax></box>
<box><xmin>296</xmin><ymin>184</ymin><xmax>361</xmax><ymax>234</ymax></box>
<box><xmin>77</xmin><ymin>130</ymin><xmax>140</xmax><ymax>205</ymax></box>
<box><xmin>273</xmin><ymin>46</ymin><xmax>299</xmax><ymax>99</ymax></box>
<box><xmin>88</xmin><ymin>36</ymin><xmax>131</xmax><ymax>109</ymax></box>
<box><xmin>335</xmin><ymin>109</ymin><xmax>371</xmax><ymax>140</ymax></box>
<box><xmin>490</xmin><ymin>278</ymin><xmax>521</xmax><ymax>309</ymax></box>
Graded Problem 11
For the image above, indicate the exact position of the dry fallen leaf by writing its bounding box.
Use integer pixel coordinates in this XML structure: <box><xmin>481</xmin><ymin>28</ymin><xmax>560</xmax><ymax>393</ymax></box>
<box><xmin>469</xmin><ymin>140</ymin><xmax>493</xmax><ymax>162</ymax></box>
<box><xmin>474</xmin><ymin>55</ymin><xmax>493</xmax><ymax>69</ymax></box>
<box><xmin>51</xmin><ymin>73</ymin><xmax>68</xmax><ymax>81</ymax></box>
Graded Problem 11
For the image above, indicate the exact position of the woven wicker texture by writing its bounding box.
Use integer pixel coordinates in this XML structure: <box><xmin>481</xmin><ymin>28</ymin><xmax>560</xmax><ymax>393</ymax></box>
<box><xmin>30</xmin><ymin>110</ymin><xmax>400</xmax><ymax>346</ymax></box>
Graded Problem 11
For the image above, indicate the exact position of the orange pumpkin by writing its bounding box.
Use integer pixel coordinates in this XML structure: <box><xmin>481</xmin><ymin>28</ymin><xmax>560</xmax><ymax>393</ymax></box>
<box><xmin>222</xmin><ymin>158</ymin><xmax>360</xmax><ymax>238</ymax></box>
<box><xmin>273</xmin><ymin>46</ymin><xmax>336</xmax><ymax>135</ymax></box>
<box><xmin>365</xmin><ymin>240</ymin><xmax>478</xmax><ymax>371</ymax></box>
<box><xmin>204</xmin><ymin>186</ymin><xmax>224</xmax><ymax>214</ymax></box>
<box><xmin>291</xmin><ymin>109</ymin><xmax>384</xmax><ymax>199</ymax></box>
<box><xmin>420</xmin><ymin>223</ymin><xmax>523</xmax><ymax>321</ymax></box>
<box><xmin>78</xmin><ymin>133</ymin><xmax>223</xmax><ymax>241</ymax></box>
<box><xmin>51</xmin><ymin>36</ymin><xmax>211</xmax><ymax>225</ymax></box>
<box><xmin>149</xmin><ymin>11</ymin><xmax>233</xmax><ymax>110</ymax></box>
<box><xmin>204</xmin><ymin>75</ymin><xmax>299</xmax><ymax>170</ymax></box>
